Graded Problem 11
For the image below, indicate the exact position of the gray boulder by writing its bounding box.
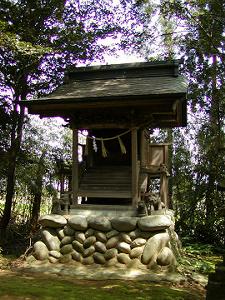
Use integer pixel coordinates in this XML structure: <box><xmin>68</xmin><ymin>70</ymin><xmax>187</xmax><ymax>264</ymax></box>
<box><xmin>68</xmin><ymin>216</ymin><xmax>87</xmax><ymax>231</ymax></box>
<box><xmin>42</xmin><ymin>228</ymin><xmax>60</xmax><ymax>251</ymax></box>
<box><xmin>142</xmin><ymin>232</ymin><xmax>170</xmax><ymax>265</ymax></box>
<box><xmin>111</xmin><ymin>217</ymin><xmax>137</xmax><ymax>232</ymax></box>
<box><xmin>88</xmin><ymin>216</ymin><xmax>112</xmax><ymax>232</ymax></box>
<box><xmin>39</xmin><ymin>214</ymin><xmax>67</xmax><ymax>228</ymax></box>
<box><xmin>33</xmin><ymin>241</ymin><xmax>49</xmax><ymax>260</ymax></box>
<box><xmin>138</xmin><ymin>215</ymin><xmax>172</xmax><ymax>232</ymax></box>
<box><xmin>157</xmin><ymin>247</ymin><xmax>176</xmax><ymax>266</ymax></box>
<box><xmin>49</xmin><ymin>250</ymin><xmax>61</xmax><ymax>259</ymax></box>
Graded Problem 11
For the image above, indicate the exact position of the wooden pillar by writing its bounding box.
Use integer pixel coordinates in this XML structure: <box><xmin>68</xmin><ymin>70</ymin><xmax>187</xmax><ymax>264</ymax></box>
<box><xmin>160</xmin><ymin>173</ymin><xmax>168</xmax><ymax>208</ymax></box>
<box><xmin>140</xmin><ymin>130</ymin><xmax>146</xmax><ymax>167</ymax></box>
<box><xmin>131</xmin><ymin>128</ymin><xmax>139</xmax><ymax>207</ymax></box>
<box><xmin>72</xmin><ymin>128</ymin><xmax>78</xmax><ymax>204</ymax></box>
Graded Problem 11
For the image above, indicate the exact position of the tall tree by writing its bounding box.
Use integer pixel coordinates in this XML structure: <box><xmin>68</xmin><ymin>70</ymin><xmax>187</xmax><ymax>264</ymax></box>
<box><xmin>134</xmin><ymin>0</ymin><xmax>225</xmax><ymax>243</ymax></box>
<box><xmin>0</xmin><ymin>0</ymin><xmax>142</xmax><ymax>230</ymax></box>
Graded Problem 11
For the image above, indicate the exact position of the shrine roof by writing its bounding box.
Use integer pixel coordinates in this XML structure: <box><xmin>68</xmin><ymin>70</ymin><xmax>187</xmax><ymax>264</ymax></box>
<box><xmin>21</xmin><ymin>60</ymin><xmax>188</xmax><ymax>128</ymax></box>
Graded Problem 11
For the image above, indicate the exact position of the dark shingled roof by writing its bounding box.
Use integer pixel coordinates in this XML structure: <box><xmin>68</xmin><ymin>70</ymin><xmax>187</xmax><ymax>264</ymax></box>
<box><xmin>37</xmin><ymin>76</ymin><xmax>187</xmax><ymax>101</ymax></box>
<box><xmin>21</xmin><ymin>60</ymin><xmax>188</xmax><ymax>128</ymax></box>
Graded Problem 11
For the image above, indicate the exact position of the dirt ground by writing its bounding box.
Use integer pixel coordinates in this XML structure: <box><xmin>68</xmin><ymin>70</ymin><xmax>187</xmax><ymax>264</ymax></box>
<box><xmin>0</xmin><ymin>266</ymin><xmax>206</xmax><ymax>300</ymax></box>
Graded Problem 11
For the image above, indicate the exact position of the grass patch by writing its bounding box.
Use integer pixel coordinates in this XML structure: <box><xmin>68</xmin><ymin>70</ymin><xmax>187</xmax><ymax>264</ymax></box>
<box><xmin>181</xmin><ymin>243</ymin><xmax>223</xmax><ymax>275</ymax></box>
<box><xmin>0</xmin><ymin>272</ymin><xmax>205</xmax><ymax>300</ymax></box>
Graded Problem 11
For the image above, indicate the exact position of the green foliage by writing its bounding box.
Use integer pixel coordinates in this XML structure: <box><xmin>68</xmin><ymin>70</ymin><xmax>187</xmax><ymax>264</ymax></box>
<box><xmin>137</xmin><ymin>0</ymin><xmax>225</xmax><ymax>245</ymax></box>
<box><xmin>0</xmin><ymin>0</ymin><xmax>145</xmax><ymax>230</ymax></box>
<box><xmin>180</xmin><ymin>242</ymin><xmax>223</xmax><ymax>275</ymax></box>
<box><xmin>184</xmin><ymin>243</ymin><xmax>214</xmax><ymax>256</ymax></box>
<box><xmin>0</xmin><ymin>274</ymin><xmax>204</xmax><ymax>300</ymax></box>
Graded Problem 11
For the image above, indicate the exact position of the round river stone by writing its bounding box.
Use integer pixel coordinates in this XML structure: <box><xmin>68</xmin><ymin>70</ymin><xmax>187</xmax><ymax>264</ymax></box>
<box><xmin>119</xmin><ymin>233</ymin><xmax>132</xmax><ymax>244</ymax></box>
<box><xmin>117</xmin><ymin>242</ymin><xmax>131</xmax><ymax>254</ymax></box>
<box><xmin>61</xmin><ymin>236</ymin><xmax>74</xmax><ymax>246</ymax></box>
<box><xmin>85</xmin><ymin>228</ymin><xmax>95</xmax><ymax>238</ymax></box>
<box><xmin>72</xmin><ymin>240</ymin><xmax>84</xmax><ymax>254</ymax></box>
<box><xmin>104</xmin><ymin>248</ymin><xmax>118</xmax><ymax>260</ymax></box>
<box><xmin>130</xmin><ymin>246</ymin><xmax>144</xmax><ymax>259</ymax></box>
<box><xmin>105</xmin><ymin>257</ymin><xmax>117</xmax><ymax>267</ymax></box>
<box><xmin>83</xmin><ymin>256</ymin><xmax>94</xmax><ymax>265</ymax></box>
<box><xmin>60</xmin><ymin>244</ymin><xmax>73</xmax><ymax>255</ymax></box>
<box><xmin>83</xmin><ymin>236</ymin><xmax>96</xmax><ymax>249</ymax></box>
<box><xmin>56</xmin><ymin>228</ymin><xmax>65</xmax><ymax>240</ymax></box>
<box><xmin>75</xmin><ymin>232</ymin><xmax>86</xmax><ymax>243</ymax></box>
<box><xmin>95</xmin><ymin>231</ymin><xmax>107</xmax><ymax>243</ymax></box>
<box><xmin>117</xmin><ymin>253</ymin><xmax>131</xmax><ymax>265</ymax></box>
<box><xmin>106</xmin><ymin>236</ymin><xmax>120</xmax><ymax>249</ymax></box>
<box><xmin>83</xmin><ymin>245</ymin><xmax>95</xmax><ymax>257</ymax></box>
<box><xmin>49</xmin><ymin>256</ymin><xmax>58</xmax><ymax>264</ymax></box>
<box><xmin>72</xmin><ymin>250</ymin><xmax>83</xmax><ymax>262</ymax></box>
<box><xmin>106</xmin><ymin>230</ymin><xmax>119</xmax><ymax>239</ymax></box>
<box><xmin>95</xmin><ymin>241</ymin><xmax>107</xmax><ymax>254</ymax></box>
<box><xmin>59</xmin><ymin>254</ymin><xmax>72</xmax><ymax>263</ymax></box>
<box><xmin>93</xmin><ymin>252</ymin><xmax>106</xmax><ymax>265</ymax></box>
<box><xmin>131</xmin><ymin>238</ymin><xmax>146</xmax><ymax>248</ymax></box>
<box><xmin>63</xmin><ymin>225</ymin><xmax>75</xmax><ymax>236</ymax></box>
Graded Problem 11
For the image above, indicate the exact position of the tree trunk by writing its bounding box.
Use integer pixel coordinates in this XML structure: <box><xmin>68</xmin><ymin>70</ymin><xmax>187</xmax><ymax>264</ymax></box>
<box><xmin>29</xmin><ymin>152</ymin><xmax>46</xmax><ymax>234</ymax></box>
<box><xmin>0</xmin><ymin>94</ymin><xmax>25</xmax><ymax>231</ymax></box>
<box><xmin>0</xmin><ymin>151</ymin><xmax>17</xmax><ymax>230</ymax></box>
<box><xmin>205</xmin><ymin>54</ymin><xmax>219</xmax><ymax>236</ymax></box>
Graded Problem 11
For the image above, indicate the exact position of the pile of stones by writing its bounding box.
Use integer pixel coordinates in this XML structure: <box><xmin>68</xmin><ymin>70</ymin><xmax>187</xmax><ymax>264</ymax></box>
<box><xmin>32</xmin><ymin>214</ymin><xmax>179</xmax><ymax>270</ymax></box>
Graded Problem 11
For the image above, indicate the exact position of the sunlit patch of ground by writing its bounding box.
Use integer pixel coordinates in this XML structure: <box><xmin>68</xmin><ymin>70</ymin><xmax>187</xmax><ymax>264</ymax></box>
<box><xmin>0</xmin><ymin>270</ymin><xmax>205</xmax><ymax>300</ymax></box>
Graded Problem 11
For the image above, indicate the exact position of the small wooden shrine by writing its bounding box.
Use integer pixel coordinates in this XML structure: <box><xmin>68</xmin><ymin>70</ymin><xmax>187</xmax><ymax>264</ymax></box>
<box><xmin>21</xmin><ymin>60</ymin><xmax>187</xmax><ymax>215</ymax></box>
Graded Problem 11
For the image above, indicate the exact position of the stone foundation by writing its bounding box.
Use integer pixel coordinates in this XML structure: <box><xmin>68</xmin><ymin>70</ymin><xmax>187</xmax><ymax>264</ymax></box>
<box><xmin>32</xmin><ymin>212</ymin><xmax>180</xmax><ymax>270</ymax></box>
